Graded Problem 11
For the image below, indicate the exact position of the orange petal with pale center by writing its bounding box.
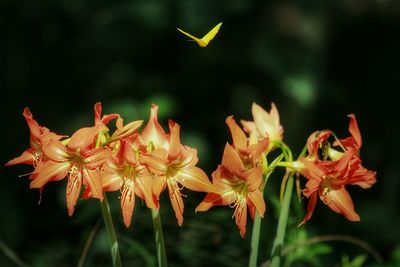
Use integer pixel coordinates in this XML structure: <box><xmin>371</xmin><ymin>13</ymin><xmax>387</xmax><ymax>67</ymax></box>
<box><xmin>178</xmin><ymin>166</ymin><xmax>214</xmax><ymax>193</ymax></box>
<box><xmin>321</xmin><ymin>187</ymin><xmax>360</xmax><ymax>221</ymax></box>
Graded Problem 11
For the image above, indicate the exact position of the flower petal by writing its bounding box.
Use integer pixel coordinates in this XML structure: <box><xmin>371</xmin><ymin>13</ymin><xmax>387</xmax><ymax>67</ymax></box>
<box><xmin>248</xmin><ymin>189</ymin><xmax>266</xmax><ymax>217</ymax></box>
<box><xmin>5</xmin><ymin>149</ymin><xmax>36</xmax><ymax>166</ymax></box>
<box><xmin>23</xmin><ymin>107</ymin><xmax>42</xmax><ymax>139</ymax></box>
<box><xmin>243</xmin><ymin>167</ymin><xmax>263</xmax><ymax>192</ymax></box>
<box><xmin>221</xmin><ymin>144</ymin><xmax>245</xmax><ymax>176</ymax></box>
<box><xmin>83</xmin><ymin>147</ymin><xmax>111</xmax><ymax>169</ymax></box>
<box><xmin>178</xmin><ymin>166</ymin><xmax>214</xmax><ymax>193</ymax></box>
<box><xmin>112</xmin><ymin>119</ymin><xmax>143</xmax><ymax>140</ymax></box>
<box><xmin>168</xmin><ymin>120</ymin><xmax>181</xmax><ymax>161</ymax></box>
<box><xmin>225</xmin><ymin>116</ymin><xmax>247</xmax><ymax>150</ymax></box>
<box><xmin>141</xmin><ymin>104</ymin><xmax>168</xmax><ymax>150</ymax></box>
<box><xmin>43</xmin><ymin>140</ymin><xmax>72</xmax><ymax>162</ymax></box>
<box><xmin>82</xmin><ymin>169</ymin><xmax>103</xmax><ymax>200</ymax></box>
<box><xmin>121</xmin><ymin>180</ymin><xmax>135</xmax><ymax>227</ymax></box>
<box><xmin>240</xmin><ymin>120</ymin><xmax>257</xmax><ymax>135</ymax></box>
<box><xmin>167</xmin><ymin>179</ymin><xmax>184</xmax><ymax>226</ymax></box>
<box><xmin>298</xmin><ymin>192</ymin><xmax>318</xmax><ymax>226</ymax></box>
<box><xmin>66</xmin><ymin>170</ymin><xmax>83</xmax><ymax>216</ymax></box>
<box><xmin>135</xmin><ymin>174</ymin><xmax>157</xmax><ymax>209</ymax></box>
<box><xmin>152</xmin><ymin>175</ymin><xmax>167</xmax><ymax>200</ymax></box>
<box><xmin>234</xmin><ymin>198</ymin><xmax>247</xmax><ymax>238</ymax></box>
<box><xmin>252</xmin><ymin>102</ymin><xmax>283</xmax><ymax>142</ymax></box>
<box><xmin>348</xmin><ymin>166</ymin><xmax>377</xmax><ymax>189</ymax></box>
<box><xmin>195</xmin><ymin>193</ymin><xmax>224</xmax><ymax>212</ymax></box>
<box><xmin>68</xmin><ymin>126</ymin><xmax>103</xmax><ymax>152</ymax></box>
<box><xmin>322</xmin><ymin>187</ymin><xmax>360</xmax><ymax>221</ymax></box>
<box><xmin>101</xmin><ymin>172</ymin><xmax>123</xmax><ymax>192</ymax></box>
<box><xmin>141</xmin><ymin>150</ymin><xmax>168</xmax><ymax>175</ymax></box>
<box><xmin>347</xmin><ymin>114</ymin><xmax>362</xmax><ymax>148</ymax></box>
<box><xmin>30</xmin><ymin>161</ymin><xmax>70</xmax><ymax>188</ymax></box>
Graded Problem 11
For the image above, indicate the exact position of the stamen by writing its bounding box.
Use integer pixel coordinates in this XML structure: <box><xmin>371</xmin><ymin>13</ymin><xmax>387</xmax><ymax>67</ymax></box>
<box><xmin>66</xmin><ymin>165</ymin><xmax>81</xmax><ymax>195</ymax></box>
<box><xmin>228</xmin><ymin>192</ymin><xmax>241</xmax><ymax>209</ymax></box>
<box><xmin>121</xmin><ymin>178</ymin><xmax>133</xmax><ymax>205</ymax></box>
<box><xmin>320</xmin><ymin>186</ymin><xmax>332</xmax><ymax>205</ymax></box>
<box><xmin>33</xmin><ymin>152</ymin><xmax>42</xmax><ymax>168</ymax></box>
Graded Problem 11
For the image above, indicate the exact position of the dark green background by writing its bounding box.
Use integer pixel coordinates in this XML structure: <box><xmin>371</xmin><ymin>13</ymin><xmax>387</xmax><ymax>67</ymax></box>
<box><xmin>1</xmin><ymin>1</ymin><xmax>400</xmax><ymax>266</ymax></box>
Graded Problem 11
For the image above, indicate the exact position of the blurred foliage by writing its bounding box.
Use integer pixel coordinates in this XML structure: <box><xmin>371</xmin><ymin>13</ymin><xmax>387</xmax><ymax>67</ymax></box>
<box><xmin>1</xmin><ymin>0</ymin><xmax>400</xmax><ymax>266</ymax></box>
<box><xmin>341</xmin><ymin>254</ymin><xmax>368</xmax><ymax>267</ymax></box>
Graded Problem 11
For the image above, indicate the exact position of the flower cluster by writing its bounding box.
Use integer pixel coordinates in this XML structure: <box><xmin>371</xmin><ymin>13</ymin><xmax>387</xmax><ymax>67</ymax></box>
<box><xmin>6</xmin><ymin>101</ymin><xmax>377</xmax><ymax>237</ymax></box>
<box><xmin>6</xmin><ymin>103</ymin><xmax>213</xmax><ymax>227</ymax></box>
<box><xmin>196</xmin><ymin>103</ymin><xmax>283</xmax><ymax>237</ymax></box>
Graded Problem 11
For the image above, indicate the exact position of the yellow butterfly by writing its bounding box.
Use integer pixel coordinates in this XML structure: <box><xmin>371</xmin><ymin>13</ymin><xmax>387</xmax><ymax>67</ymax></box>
<box><xmin>177</xmin><ymin>22</ymin><xmax>222</xmax><ymax>47</ymax></box>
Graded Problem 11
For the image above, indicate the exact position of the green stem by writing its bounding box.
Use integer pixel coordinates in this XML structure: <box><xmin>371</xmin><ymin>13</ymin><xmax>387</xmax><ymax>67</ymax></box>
<box><xmin>249</xmin><ymin>210</ymin><xmax>262</xmax><ymax>267</ymax></box>
<box><xmin>100</xmin><ymin>195</ymin><xmax>122</xmax><ymax>267</ymax></box>
<box><xmin>269</xmin><ymin>174</ymin><xmax>294</xmax><ymax>267</ymax></box>
<box><xmin>151</xmin><ymin>209</ymin><xmax>168</xmax><ymax>267</ymax></box>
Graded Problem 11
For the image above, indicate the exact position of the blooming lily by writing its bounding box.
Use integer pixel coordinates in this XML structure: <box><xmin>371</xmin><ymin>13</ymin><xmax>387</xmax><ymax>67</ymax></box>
<box><xmin>5</xmin><ymin>108</ymin><xmax>63</xmax><ymax>168</ymax></box>
<box><xmin>29</xmin><ymin>103</ymin><xmax>120</xmax><ymax>216</ymax></box>
<box><xmin>196</xmin><ymin>144</ymin><xmax>265</xmax><ymax>237</ymax></box>
<box><xmin>297</xmin><ymin>115</ymin><xmax>376</xmax><ymax>225</ymax></box>
<box><xmin>102</xmin><ymin>136</ymin><xmax>156</xmax><ymax>227</ymax></box>
<box><xmin>141</xmin><ymin>104</ymin><xmax>214</xmax><ymax>225</ymax></box>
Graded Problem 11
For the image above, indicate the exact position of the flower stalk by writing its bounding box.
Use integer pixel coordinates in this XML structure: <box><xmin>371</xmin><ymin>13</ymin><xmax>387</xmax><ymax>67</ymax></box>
<box><xmin>269</xmin><ymin>141</ymin><xmax>294</xmax><ymax>267</ymax></box>
<box><xmin>151</xmin><ymin>209</ymin><xmax>168</xmax><ymax>267</ymax></box>
<box><xmin>269</xmin><ymin>174</ymin><xmax>294</xmax><ymax>267</ymax></box>
<box><xmin>100</xmin><ymin>195</ymin><xmax>122</xmax><ymax>267</ymax></box>
<box><xmin>248</xmin><ymin>210</ymin><xmax>262</xmax><ymax>267</ymax></box>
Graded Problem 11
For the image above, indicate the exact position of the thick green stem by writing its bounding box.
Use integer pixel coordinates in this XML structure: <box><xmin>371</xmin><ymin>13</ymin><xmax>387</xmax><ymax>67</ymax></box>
<box><xmin>151</xmin><ymin>209</ymin><xmax>168</xmax><ymax>267</ymax></box>
<box><xmin>100</xmin><ymin>195</ymin><xmax>122</xmax><ymax>267</ymax></box>
<box><xmin>249</xmin><ymin>210</ymin><xmax>262</xmax><ymax>267</ymax></box>
<box><xmin>270</xmin><ymin>175</ymin><xmax>294</xmax><ymax>267</ymax></box>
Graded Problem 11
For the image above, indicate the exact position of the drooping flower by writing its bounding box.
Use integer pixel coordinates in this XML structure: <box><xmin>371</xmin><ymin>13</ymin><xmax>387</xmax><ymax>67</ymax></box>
<box><xmin>297</xmin><ymin>115</ymin><xmax>376</xmax><ymax>225</ymax></box>
<box><xmin>241</xmin><ymin>102</ymin><xmax>284</xmax><ymax>147</ymax></box>
<box><xmin>196</xmin><ymin>144</ymin><xmax>266</xmax><ymax>237</ymax></box>
<box><xmin>28</xmin><ymin>103</ymin><xmax>122</xmax><ymax>216</ymax></box>
<box><xmin>140</xmin><ymin>104</ymin><xmax>214</xmax><ymax>225</ymax></box>
<box><xmin>101</xmin><ymin>136</ymin><xmax>156</xmax><ymax>227</ymax></box>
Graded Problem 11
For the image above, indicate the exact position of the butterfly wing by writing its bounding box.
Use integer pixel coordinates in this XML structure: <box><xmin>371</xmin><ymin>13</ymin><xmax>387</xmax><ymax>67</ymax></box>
<box><xmin>200</xmin><ymin>22</ymin><xmax>222</xmax><ymax>45</ymax></box>
<box><xmin>177</xmin><ymin>28</ymin><xmax>205</xmax><ymax>47</ymax></box>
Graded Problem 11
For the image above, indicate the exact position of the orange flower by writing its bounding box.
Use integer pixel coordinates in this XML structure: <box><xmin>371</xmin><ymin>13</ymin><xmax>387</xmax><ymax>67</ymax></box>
<box><xmin>5</xmin><ymin>108</ymin><xmax>63</xmax><ymax>168</ymax></box>
<box><xmin>298</xmin><ymin>115</ymin><xmax>376</xmax><ymax>225</ymax></box>
<box><xmin>141</xmin><ymin>105</ymin><xmax>213</xmax><ymax>225</ymax></box>
<box><xmin>29</xmin><ymin>103</ymin><xmax>119</xmax><ymax>216</ymax></box>
<box><xmin>196</xmin><ymin>144</ymin><xmax>266</xmax><ymax>237</ymax></box>
<box><xmin>241</xmin><ymin>102</ymin><xmax>284</xmax><ymax>147</ymax></box>
<box><xmin>101</xmin><ymin>136</ymin><xmax>156</xmax><ymax>227</ymax></box>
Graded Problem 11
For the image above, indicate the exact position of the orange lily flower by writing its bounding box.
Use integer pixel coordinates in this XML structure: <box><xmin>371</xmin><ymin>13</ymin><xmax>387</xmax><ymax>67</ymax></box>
<box><xmin>141</xmin><ymin>104</ymin><xmax>214</xmax><ymax>225</ymax></box>
<box><xmin>29</xmin><ymin>103</ymin><xmax>119</xmax><ymax>216</ymax></box>
<box><xmin>241</xmin><ymin>102</ymin><xmax>284</xmax><ymax>147</ymax></box>
<box><xmin>5</xmin><ymin>107</ymin><xmax>63</xmax><ymax>168</ymax></box>
<box><xmin>298</xmin><ymin>115</ymin><xmax>376</xmax><ymax>225</ymax></box>
<box><xmin>196</xmin><ymin>144</ymin><xmax>266</xmax><ymax>237</ymax></box>
<box><xmin>102</xmin><ymin>136</ymin><xmax>156</xmax><ymax>227</ymax></box>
